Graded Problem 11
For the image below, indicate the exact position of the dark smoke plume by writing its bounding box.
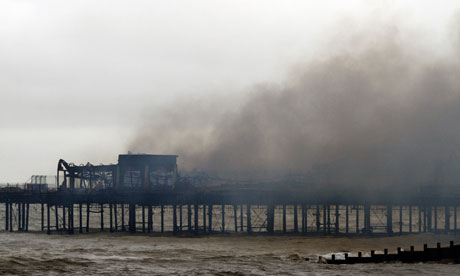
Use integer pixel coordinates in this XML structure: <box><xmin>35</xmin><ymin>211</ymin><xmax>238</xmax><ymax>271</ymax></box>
<box><xmin>129</xmin><ymin>19</ymin><xmax>460</xmax><ymax>194</ymax></box>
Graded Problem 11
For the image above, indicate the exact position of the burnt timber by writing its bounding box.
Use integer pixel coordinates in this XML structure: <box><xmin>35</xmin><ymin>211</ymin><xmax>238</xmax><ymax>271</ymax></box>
<box><xmin>1</xmin><ymin>154</ymin><xmax>460</xmax><ymax>235</ymax></box>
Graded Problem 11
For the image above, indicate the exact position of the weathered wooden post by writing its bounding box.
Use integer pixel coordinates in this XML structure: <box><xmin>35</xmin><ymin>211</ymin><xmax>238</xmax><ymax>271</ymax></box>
<box><xmin>79</xmin><ymin>203</ymin><xmax>83</xmax><ymax>233</ymax></box>
<box><xmin>114</xmin><ymin>204</ymin><xmax>118</xmax><ymax>231</ymax></box>
<box><xmin>128</xmin><ymin>203</ymin><xmax>136</xmax><ymax>233</ymax></box>
<box><xmin>434</xmin><ymin>207</ymin><xmax>438</xmax><ymax>231</ymax></box>
<box><xmin>294</xmin><ymin>205</ymin><xmax>299</xmax><ymax>233</ymax></box>
<box><xmin>193</xmin><ymin>204</ymin><xmax>198</xmax><ymax>233</ymax></box>
<box><xmin>399</xmin><ymin>206</ymin><xmax>403</xmax><ymax>234</ymax></box>
<box><xmin>9</xmin><ymin>203</ymin><xmax>13</xmax><ymax>232</ymax></box>
<box><xmin>179</xmin><ymin>204</ymin><xmax>183</xmax><ymax>232</ymax></box>
<box><xmin>187</xmin><ymin>204</ymin><xmax>192</xmax><ymax>232</ymax></box>
<box><xmin>240</xmin><ymin>205</ymin><xmax>244</xmax><ymax>232</ymax></box>
<box><xmin>445</xmin><ymin>206</ymin><xmax>450</xmax><ymax>233</ymax></box>
<box><xmin>418</xmin><ymin>206</ymin><xmax>422</xmax><ymax>233</ymax></box>
<box><xmin>221</xmin><ymin>204</ymin><xmax>225</xmax><ymax>233</ymax></box>
<box><xmin>142</xmin><ymin>205</ymin><xmax>145</xmax><ymax>233</ymax></box>
<box><xmin>427</xmin><ymin>206</ymin><xmax>432</xmax><ymax>232</ymax></box>
<box><xmin>345</xmin><ymin>205</ymin><xmax>349</xmax><ymax>233</ymax></box>
<box><xmin>282</xmin><ymin>204</ymin><xmax>287</xmax><ymax>233</ymax></box>
<box><xmin>323</xmin><ymin>205</ymin><xmax>327</xmax><ymax>234</ymax></box>
<box><xmin>100</xmin><ymin>204</ymin><xmax>104</xmax><ymax>231</ymax></box>
<box><xmin>55</xmin><ymin>204</ymin><xmax>59</xmax><ymax>231</ymax></box>
<box><xmin>386</xmin><ymin>205</ymin><xmax>393</xmax><ymax>234</ymax></box>
<box><xmin>202</xmin><ymin>205</ymin><xmax>206</xmax><ymax>233</ymax></box>
<box><xmin>110</xmin><ymin>204</ymin><xmax>114</xmax><ymax>233</ymax></box>
<box><xmin>409</xmin><ymin>206</ymin><xmax>412</xmax><ymax>233</ymax></box>
<box><xmin>316</xmin><ymin>205</ymin><xmax>320</xmax><ymax>232</ymax></box>
<box><xmin>86</xmin><ymin>203</ymin><xmax>90</xmax><ymax>232</ymax></box>
<box><xmin>267</xmin><ymin>205</ymin><xmax>275</xmax><ymax>233</ymax></box>
<box><xmin>5</xmin><ymin>202</ymin><xmax>9</xmax><ymax>231</ymax></box>
<box><xmin>62</xmin><ymin>206</ymin><xmax>66</xmax><ymax>230</ymax></box>
<box><xmin>41</xmin><ymin>203</ymin><xmax>44</xmax><ymax>232</ymax></box>
<box><xmin>455</xmin><ymin>206</ymin><xmax>457</xmax><ymax>232</ymax></box>
<box><xmin>173</xmin><ymin>205</ymin><xmax>177</xmax><ymax>234</ymax></box>
<box><xmin>161</xmin><ymin>205</ymin><xmax>165</xmax><ymax>233</ymax></box>
<box><xmin>247</xmin><ymin>204</ymin><xmax>252</xmax><ymax>233</ymax></box>
<box><xmin>18</xmin><ymin>203</ymin><xmax>21</xmax><ymax>231</ymax></box>
<box><xmin>69</xmin><ymin>204</ymin><xmax>74</xmax><ymax>234</ymax></box>
<box><xmin>301</xmin><ymin>205</ymin><xmax>306</xmax><ymax>234</ymax></box>
<box><xmin>335</xmin><ymin>204</ymin><xmax>339</xmax><ymax>234</ymax></box>
<box><xmin>233</xmin><ymin>205</ymin><xmax>238</xmax><ymax>232</ymax></box>
<box><xmin>355</xmin><ymin>205</ymin><xmax>359</xmax><ymax>233</ymax></box>
<box><xmin>208</xmin><ymin>205</ymin><xmax>213</xmax><ymax>233</ymax></box>
<box><xmin>47</xmin><ymin>204</ymin><xmax>51</xmax><ymax>235</ymax></box>
<box><xmin>121</xmin><ymin>203</ymin><xmax>125</xmax><ymax>231</ymax></box>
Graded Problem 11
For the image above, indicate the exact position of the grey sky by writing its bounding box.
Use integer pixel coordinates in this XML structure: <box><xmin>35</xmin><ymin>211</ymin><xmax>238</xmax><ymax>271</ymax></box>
<box><xmin>0</xmin><ymin>0</ymin><xmax>459</xmax><ymax>181</ymax></box>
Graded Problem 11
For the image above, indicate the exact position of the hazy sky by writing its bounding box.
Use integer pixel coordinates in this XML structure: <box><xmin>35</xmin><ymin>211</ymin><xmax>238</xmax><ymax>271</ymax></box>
<box><xmin>1</xmin><ymin>0</ymin><xmax>459</xmax><ymax>181</ymax></box>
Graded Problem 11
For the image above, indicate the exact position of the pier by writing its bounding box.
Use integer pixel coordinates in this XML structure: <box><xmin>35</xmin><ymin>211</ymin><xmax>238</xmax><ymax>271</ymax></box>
<box><xmin>1</xmin><ymin>154</ymin><xmax>459</xmax><ymax>236</ymax></box>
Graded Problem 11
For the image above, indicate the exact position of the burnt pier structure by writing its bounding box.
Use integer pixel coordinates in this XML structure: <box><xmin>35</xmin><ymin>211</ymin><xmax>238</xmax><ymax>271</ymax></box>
<box><xmin>0</xmin><ymin>154</ymin><xmax>459</xmax><ymax>235</ymax></box>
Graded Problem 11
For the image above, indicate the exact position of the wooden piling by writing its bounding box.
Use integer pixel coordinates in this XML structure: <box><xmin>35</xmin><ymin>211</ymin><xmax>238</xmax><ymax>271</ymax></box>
<box><xmin>208</xmin><ymin>204</ymin><xmax>213</xmax><ymax>233</ymax></box>
<box><xmin>203</xmin><ymin>205</ymin><xmax>206</xmax><ymax>233</ymax></box>
<box><xmin>161</xmin><ymin>205</ymin><xmax>165</xmax><ymax>233</ymax></box>
<box><xmin>418</xmin><ymin>206</ymin><xmax>422</xmax><ymax>233</ymax></box>
<box><xmin>240</xmin><ymin>204</ymin><xmax>243</xmax><ymax>232</ymax></box>
<box><xmin>68</xmin><ymin>204</ymin><xmax>73</xmax><ymax>234</ymax></box>
<box><xmin>5</xmin><ymin>202</ymin><xmax>9</xmax><ymax>231</ymax></box>
<box><xmin>193</xmin><ymin>204</ymin><xmax>198</xmax><ymax>233</ymax></box>
<box><xmin>247</xmin><ymin>204</ymin><xmax>252</xmax><ymax>233</ymax></box>
<box><xmin>301</xmin><ymin>204</ymin><xmax>306</xmax><ymax>234</ymax></box>
<box><xmin>434</xmin><ymin>206</ymin><xmax>438</xmax><ymax>231</ymax></box>
<box><xmin>455</xmin><ymin>206</ymin><xmax>457</xmax><ymax>232</ymax></box>
<box><xmin>173</xmin><ymin>205</ymin><xmax>177</xmax><ymax>234</ymax></box>
<box><xmin>148</xmin><ymin>205</ymin><xmax>153</xmax><ymax>233</ymax></box>
<box><xmin>316</xmin><ymin>205</ymin><xmax>320</xmax><ymax>233</ymax></box>
<box><xmin>187</xmin><ymin>204</ymin><xmax>192</xmax><ymax>232</ymax></box>
<box><xmin>100</xmin><ymin>204</ymin><xmax>104</xmax><ymax>231</ymax></box>
<box><xmin>41</xmin><ymin>203</ymin><xmax>44</xmax><ymax>232</ymax></box>
<box><xmin>323</xmin><ymin>205</ymin><xmax>327</xmax><ymax>234</ymax></box>
<box><xmin>399</xmin><ymin>206</ymin><xmax>403</xmax><ymax>234</ymax></box>
<box><xmin>47</xmin><ymin>204</ymin><xmax>50</xmax><ymax>234</ymax></box>
<box><xmin>18</xmin><ymin>203</ymin><xmax>21</xmax><ymax>231</ymax></box>
<box><xmin>233</xmin><ymin>205</ymin><xmax>238</xmax><ymax>232</ymax></box>
<box><xmin>55</xmin><ymin>205</ymin><xmax>59</xmax><ymax>231</ymax></box>
<box><xmin>345</xmin><ymin>205</ymin><xmax>349</xmax><ymax>233</ymax></box>
<box><xmin>79</xmin><ymin>203</ymin><xmax>83</xmax><ymax>233</ymax></box>
<box><xmin>121</xmin><ymin>203</ymin><xmax>125</xmax><ymax>231</ymax></box>
<box><xmin>179</xmin><ymin>204</ymin><xmax>183</xmax><ymax>232</ymax></box>
<box><xmin>86</xmin><ymin>203</ymin><xmax>90</xmax><ymax>232</ymax></box>
<box><xmin>335</xmin><ymin>204</ymin><xmax>339</xmax><ymax>234</ymax></box>
<box><xmin>9</xmin><ymin>203</ymin><xmax>12</xmax><ymax>232</ymax></box>
<box><xmin>294</xmin><ymin>205</ymin><xmax>298</xmax><ymax>233</ymax></box>
<box><xmin>221</xmin><ymin>204</ymin><xmax>225</xmax><ymax>233</ymax></box>
<box><xmin>267</xmin><ymin>205</ymin><xmax>274</xmax><ymax>233</ymax></box>
<box><xmin>110</xmin><ymin>204</ymin><xmax>113</xmax><ymax>232</ymax></box>
<box><xmin>445</xmin><ymin>206</ymin><xmax>450</xmax><ymax>233</ymax></box>
<box><xmin>114</xmin><ymin>204</ymin><xmax>118</xmax><ymax>231</ymax></box>
<box><xmin>282</xmin><ymin>204</ymin><xmax>287</xmax><ymax>233</ymax></box>
<box><xmin>26</xmin><ymin>203</ymin><xmax>29</xmax><ymax>232</ymax></box>
<box><xmin>409</xmin><ymin>206</ymin><xmax>412</xmax><ymax>233</ymax></box>
<box><xmin>62</xmin><ymin>206</ymin><xmax>65</xmax><ymax>230</ymax></box>
<box><xmin>387</xmin><ymin>205</ymin><xmax>392</xmax><ymax>234</ymax></box>
<box><xmin>356</xmin><ymin>205</ymin><xmax>359</xmax><ymax>233</ymax></box>
<box><xmin>128</xmin><ymin>204</ymin><xmax>136</xmax><ymax>233</ymax></box>
<box><xmin>142</xmin><ymin>205</ymin><xmax>145</xmax><ymax>233</ymax></box>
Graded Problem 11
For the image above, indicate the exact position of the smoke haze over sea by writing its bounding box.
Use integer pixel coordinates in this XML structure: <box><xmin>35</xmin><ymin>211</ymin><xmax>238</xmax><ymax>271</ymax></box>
<box><xmin>129</xmin><ymin>15</ymin><xmax>460</xmax><ymax>194</ymax></box>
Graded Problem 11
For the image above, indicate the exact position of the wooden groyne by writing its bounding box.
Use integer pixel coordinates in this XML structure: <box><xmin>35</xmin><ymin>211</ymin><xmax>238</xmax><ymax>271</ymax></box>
<box><xmin>326</xmin><ymin>241</ymin><xmax>460</xmax><ymax>264</ymax></box>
